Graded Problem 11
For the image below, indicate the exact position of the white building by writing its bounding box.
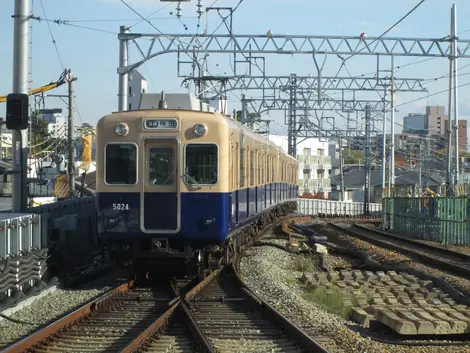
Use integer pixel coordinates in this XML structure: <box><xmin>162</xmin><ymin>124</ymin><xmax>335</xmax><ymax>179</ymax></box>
<box><xmin>0</xmin><ymin>126</ymin><xmax>12</xmax><ymax>159</ymax></box>
<box><xmin>208</xmin><ymin>99</ymin><xmax>228</xmax><ymax>114</ymax></box>
<box><xmin>128</xmin><ymin>70</ymin><xmax>148</xmax><ymax>111</ymax></box>
<box><xmin>38</xmin><ymin>109</ymin><xmax>67</xmax><ymax>138</ymax></box>
<box><xmin>268</xmin><ymin>135</ymin><xmax>333</xmax><ymax>197</ymax></box>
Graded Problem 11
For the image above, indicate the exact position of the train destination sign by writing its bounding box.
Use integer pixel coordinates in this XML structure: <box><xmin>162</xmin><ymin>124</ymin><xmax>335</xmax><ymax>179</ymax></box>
<box><xmin>144</xmin><ymin>118</ymin><xmax>178</xmax><ymax>130</ymax></box>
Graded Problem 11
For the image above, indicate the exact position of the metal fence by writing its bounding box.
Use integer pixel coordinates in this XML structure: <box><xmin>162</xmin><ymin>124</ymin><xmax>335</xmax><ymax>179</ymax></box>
<box><xmin>26</xmin><ymin>196</ymin><xmax>97</xmax><ymax>250</ymax></box>
<box><xmin>0</xmin><ymin>213</ymin><xmax>42</xmax><ymax>261</ymax></box>
<box><xmin>0</xmin><ymin>213</ymin><xmax>45</xmax><ymax>297</ymax></box>
<box><xmin>297</xmin><ymin>198</ymin><xmax>382</xmax><ymax>217</ymax></box>
<box><xmin>383</xmin><ymin>196</ymin><xmax>468</xmax><ymax>244</ymax></box>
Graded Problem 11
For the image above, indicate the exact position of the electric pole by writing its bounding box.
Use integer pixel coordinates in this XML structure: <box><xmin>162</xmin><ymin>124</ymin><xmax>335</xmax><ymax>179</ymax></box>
<box><xmin>381</xmin><ymin>88</ymin><xmax>387</xmax><ymax>197</ymax></box>
<box><xmin>364</xmin><ymin>105</ymin><xmax>371</xmax><ymax>216</ymax></box>
<box><xmin>67</xmin><ymin>71</ymin><xmax>77</xmax><ymax>199</ymax></box>
<box><xmin>11</xmin><ymin>0</ymin><xmax>30</xmax><ymax>213</ymax></box>
<box><xmin>339</xmin><ymin>139</ymin><xmax>345</xmax><ymax>201</ymax></box>
<box><xmin>389</xmin><ymin>55</ymin><xmax>396</xmax><ymax>197</ymax></box>
<box><xmin>118</xmin><ymin>25</ymin><xmax>130</xmax><ymax>112</ymax></box>
<box><xmin>452</xmin><ymin>4</ymin><xmax>460</xmax><ymax>189</ymax></box>
<box><xmin>287</xmin><ymin>74</ymin><xmax>297</xmax><ymax>157</ymax></box>
<box><xmin>241</xmin><ymin>93</ymin><xmax>247</xmax><ymax>124</ymax></box>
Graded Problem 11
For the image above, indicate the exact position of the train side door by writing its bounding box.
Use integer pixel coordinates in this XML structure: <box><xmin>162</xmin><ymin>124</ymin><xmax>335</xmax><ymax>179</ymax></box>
<box><xmin>141</xmin><ymin>138</ymin><xmax>180</xmax><ymax>233</ymax></box>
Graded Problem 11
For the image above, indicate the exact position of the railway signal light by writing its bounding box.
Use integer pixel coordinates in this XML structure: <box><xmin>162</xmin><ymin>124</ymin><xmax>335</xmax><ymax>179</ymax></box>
<box><xmin>6</xmin><ymin>93</ymin><xmax>29</xmax><ymax>130</ymax></box>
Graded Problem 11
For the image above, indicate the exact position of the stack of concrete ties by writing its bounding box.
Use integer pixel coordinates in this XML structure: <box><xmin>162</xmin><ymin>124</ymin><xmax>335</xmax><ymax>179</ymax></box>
<box><xmin>301</xmin><ymin>269</ymin><xmax>470</xmax><ymax>335</ymax></box>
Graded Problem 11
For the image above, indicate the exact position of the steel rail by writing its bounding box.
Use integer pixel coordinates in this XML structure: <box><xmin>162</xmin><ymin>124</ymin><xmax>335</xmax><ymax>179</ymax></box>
<box><xmin>354</xmin><ymin>223</ymin><xmax>470</xmax><ymax>261</ymax></box>
<box><xmin>232</xmin><ymin>264</ymin><xmax>330</xmax><ymax>353</ymax></box>
<box><xmin>1</xmin><ymin>280</ymin><xmax>134</xmax><ymax>353</ymax></box>
<box><xmin>330</xmin><ymin>223</ymin><xmax>470</xmax><ymax>278</ymax></box>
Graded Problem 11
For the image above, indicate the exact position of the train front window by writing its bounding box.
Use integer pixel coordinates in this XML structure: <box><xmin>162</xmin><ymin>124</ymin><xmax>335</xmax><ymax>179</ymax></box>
<box><xmin>149</xmin><ymin>148</ymin><xmax>174</xmax><ymax>185</ymax></box>
<box><xmin>105</xmin><ymin>144</ymin><xmax>137</xmax><ymax>184</ymax></box>
<box><xmin>185</xmin><ymin>144</ymin><xmax>218</xmax><ymax>185</ymax></box>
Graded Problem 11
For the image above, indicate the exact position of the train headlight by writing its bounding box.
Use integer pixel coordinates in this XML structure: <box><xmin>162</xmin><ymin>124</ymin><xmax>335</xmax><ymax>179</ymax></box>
<box><xmin>116</xmin><ymin>123</ymin><xmax>129</xmax><ymax>136</ymax></box>
<box><xmin>194</xmin><ymin>124</ymin><xmax>207</xmax><ymax>137</ymax></box>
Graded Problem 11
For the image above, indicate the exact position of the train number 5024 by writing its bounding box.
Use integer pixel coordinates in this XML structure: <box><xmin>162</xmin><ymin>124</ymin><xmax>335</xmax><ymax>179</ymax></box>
<box><xmin>112</xmin><ymin>203</ymin><xmax>130</xmax><ymax>211</ymax></box>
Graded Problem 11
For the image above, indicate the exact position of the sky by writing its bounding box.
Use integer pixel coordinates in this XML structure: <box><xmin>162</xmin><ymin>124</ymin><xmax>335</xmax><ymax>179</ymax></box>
<box><xmin>1</xmin><ymin>0</ymin><xmax>470</xmax><ymax>143</ymax></box>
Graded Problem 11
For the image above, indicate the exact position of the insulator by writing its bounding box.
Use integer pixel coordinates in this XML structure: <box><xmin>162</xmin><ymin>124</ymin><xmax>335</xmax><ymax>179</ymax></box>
<box><xmin>176</xmin><ymin>2</ymin><xmax>182</xmax><ymax>19</ymax></box>
<box><xmin>196</xmin><ymin>0</ymin><xmax>204</xmax><ymax>17</ymax></box>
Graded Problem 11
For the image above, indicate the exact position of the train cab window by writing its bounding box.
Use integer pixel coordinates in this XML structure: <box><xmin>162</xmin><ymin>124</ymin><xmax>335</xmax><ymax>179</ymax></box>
<box><xmin>105</xmin><ymin>143</ymin><xmax>137</xmax><ymax>184</ymax></box>
<box><xmin>149</xmin><ymin>148</ymin><xmax>174</xmax><ymax>185</ymax></box>
<box><xmin>185</xmin><ymin>144</ymin><xmax>218</xmax><ymax>185</ymax></box>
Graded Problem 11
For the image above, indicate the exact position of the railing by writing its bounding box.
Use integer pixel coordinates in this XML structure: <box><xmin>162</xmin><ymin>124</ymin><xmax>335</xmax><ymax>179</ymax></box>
<box><xmin>0</xmin><ymin>213</ymin><xmax>47</xmax><ymax>302</ymax></box>
<box><xmin>383</xmin><ymin>196</ymin><xmax>469</xmax><ymax>244</ymax></box>
<box><xmin>297</xmin><ymin>198</ymin><xmax>382</xmax><ymax>217</ymax></box>
<box><xmin>299</xmin><ymin>178</ymin><xmax>332</xmax><ymax>188</ymax></box>
<box><xmin>298</xmin><ymin>155</ymin><xmax>332</xmax><ymax>166</ymax></box>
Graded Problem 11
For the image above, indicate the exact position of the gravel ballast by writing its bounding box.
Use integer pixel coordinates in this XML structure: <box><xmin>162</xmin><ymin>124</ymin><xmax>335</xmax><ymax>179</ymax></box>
<box><xmin>239</xmin><ymin>231</ymin><xmax>470</xmax><ymax>353</ymax></box>
<box><xmin>0</xmin><ymin>280</ymin><xmax>113</xmax><ymax>348</ymax></box>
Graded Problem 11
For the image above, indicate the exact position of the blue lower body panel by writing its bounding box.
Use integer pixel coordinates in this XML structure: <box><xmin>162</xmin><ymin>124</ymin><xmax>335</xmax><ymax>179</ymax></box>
<box><xmin>180</xmin><ymin>192</ymin><xmax>230</xmax><ymax>243</ymax></box>
<box><xmin>97</xmin><ymin>192</ymin><xmax>230</xmax><ymax>244</ymax></box>
<box><xmin>97</xmin><ymin>183</ymin><xmax>298</xmax><ymax>246</ymax></box>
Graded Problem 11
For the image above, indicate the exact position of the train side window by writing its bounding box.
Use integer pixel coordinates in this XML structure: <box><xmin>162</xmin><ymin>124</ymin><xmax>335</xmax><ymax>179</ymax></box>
<box><xmin>271</xmin><ymin>156</ymin><xmax>274</xmax><ymax>182</ymax></box>
<box><xmin>240</xmin><ymin>146</ymin><xmax>245</xmax><ymax>187</ymax></box>
<box><xmin>105</xmin><ymin>143</ymin><xmax>137</xmax><ymax>185</ymax></box>
<box><xmin>267</xmin><ymin>156</ymin><xmax>270</xmax><ymax>183</ymax></box>
<box><xmin>149</xmin><ymin>148</ymin><xmax>174</xmax><ymax>185</ymax></box>
<box><xmin>257</xmin><ymin>152</ymin><xmax>260</xmax><ymax>185</ymax></box>
<box><xmin>261</xmin><ymin>154</ymin><xmax>264</xmax><ymax>184</ymax></box>
<box><xmin>185</xmin><ymin>143</ymin><xmax>218</xmax><ymax>185</ymax></box>
<box><xmin>250</xmin><ymin>150</ymin><xmax>254</xmax><ymax>186</ymax></box>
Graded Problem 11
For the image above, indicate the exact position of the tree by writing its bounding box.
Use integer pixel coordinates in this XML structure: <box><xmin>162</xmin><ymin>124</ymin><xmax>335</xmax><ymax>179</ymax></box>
<box><xmin>30</xmin><ymin>112</ymin><xmax>51</xmax><ymax>155</ymax></box>
<box><xmin>235</xmin><ymin>110</ymin><xmax>260</xmax><ymax>123</ymax></box>
<box><xmin>342</xmin><ymin>149</ymin><xmax>364</xmax><ymax>164</ymax></box>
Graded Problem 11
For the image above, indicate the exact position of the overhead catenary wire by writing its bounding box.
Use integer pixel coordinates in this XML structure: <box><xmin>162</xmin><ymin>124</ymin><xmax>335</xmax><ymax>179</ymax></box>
<box><xmin>326</xmin><ymin>0</ymin><xmax>428</xmax><ymax>92</ymax></box>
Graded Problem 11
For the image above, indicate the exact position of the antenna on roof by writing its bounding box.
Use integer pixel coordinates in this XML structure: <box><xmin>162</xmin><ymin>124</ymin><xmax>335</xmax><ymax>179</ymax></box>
<box><xmin>158</xmin><ymin>91</ymin><xmax>167</xmax><ymax>109</ymax></box>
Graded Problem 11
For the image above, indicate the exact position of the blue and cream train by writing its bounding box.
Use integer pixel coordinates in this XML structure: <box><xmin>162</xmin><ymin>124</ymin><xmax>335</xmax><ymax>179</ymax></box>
<box><xmin>96</xmin><ymin>101</ymin><xmax>299</xmax><ymax>274</ymax></box>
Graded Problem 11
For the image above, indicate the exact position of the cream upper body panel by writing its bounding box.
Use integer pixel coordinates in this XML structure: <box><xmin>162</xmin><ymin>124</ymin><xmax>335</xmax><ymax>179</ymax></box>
<box><xmin>96</xmin><ymin>108</ymin><xmax>298</xmax><ymax>193</ymax></box>
<box><xmin>97</xmin><ymin>109</ymin><xmax>231</xmax><ymax>193</ymax></box>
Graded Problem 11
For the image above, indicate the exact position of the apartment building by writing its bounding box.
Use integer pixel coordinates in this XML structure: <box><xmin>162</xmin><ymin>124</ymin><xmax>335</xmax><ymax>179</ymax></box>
<box><xmin>402</xmin><ymin>105</ymin><xmax>467</xmax><ymax>150</ymax></box>
<box><xmin>268</xmin><ymin>135</ymin><xmax>332</xmax><ymax>197</ymax></box>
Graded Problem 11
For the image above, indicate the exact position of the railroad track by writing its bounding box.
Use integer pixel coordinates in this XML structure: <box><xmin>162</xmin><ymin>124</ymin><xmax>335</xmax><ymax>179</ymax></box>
<box><xmin>3</xmin><ymin>270</ymin><xmax>328</xmax><ymax>353</ymax></box>
<box><xmin>185</xmin><ymin>266</ymin><xmax>327</xmax><ymax>353</ymax></box>
<box><xmin>2</xmin><ymin>280</ymin><xmax>182</xmax><ymax>353</ymax></box>
<box><xmin>330</xmin><ymin>222</ymin><xmax>470</xmax><ymax>277</ymax></box>
<box><xmin>2</xmin><ymin>215</ymin><xmax>331</xmax><ymax>353</ymax></box>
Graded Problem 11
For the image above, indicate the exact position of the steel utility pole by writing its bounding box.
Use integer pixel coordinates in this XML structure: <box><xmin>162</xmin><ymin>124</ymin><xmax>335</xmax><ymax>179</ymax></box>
<box><xmin>287</xmin><ymin>74</ymin><xmax>297</xmax><ymax>156</ymax></box>
<box><xmin>389</xmin><ymin>55</ymin><xmax>396</xmax><ymax>196</ymax></box>
<box><xmin>452</xmin><ymin>4</ymin><xmax>460</xmax><ymax>189</ymax></box>
<box><xmin>241</xmin><ymin>93</ymin><xmax>247</xmax><ymax>124</ymax></box>
<box><xmin>339</xmin><ymin>139</ymin><xmax>345</xmax><ymax>201</ymax></box>
<box><xmin>446</xmin><ymin>4</ymin><xmax>457</xmax><ymax>196</ymax></box>
<box><xmin>381</xmin><ymin>88</ymin><xmax>387</xmax><ymax>197</ymax></box>
<box><xmin>118</xmin><ymin>25</ymin><xmax>130</xmax><ymax>112</ymax></box>
<box><xmin>364</xmin><ymin>105</ymin><xmax>371</xmax><ymax>216</ymax></box>
<box><xmin>12</xmin><ymin>0</ymin><xmax>30</xmax><ymax>213</ymax></box>
<box><xmin>67</xmin><ymin>71</ymin><xmax>77</xmax><ymax>199</ymax></box>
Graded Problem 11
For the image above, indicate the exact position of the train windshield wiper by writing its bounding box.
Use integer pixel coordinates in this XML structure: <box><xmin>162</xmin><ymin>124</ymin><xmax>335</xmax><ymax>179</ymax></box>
<box><xmin>184</xmin><ymin>168</ymin><xmax>202</xmax><ymax>189</ymax></box>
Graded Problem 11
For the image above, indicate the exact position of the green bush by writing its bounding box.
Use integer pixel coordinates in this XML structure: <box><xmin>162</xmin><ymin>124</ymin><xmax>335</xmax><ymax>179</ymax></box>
<box><xmin>303</xmin><ymin>286</ymin><xmax>355</xmax><ymax>319</ymax></box>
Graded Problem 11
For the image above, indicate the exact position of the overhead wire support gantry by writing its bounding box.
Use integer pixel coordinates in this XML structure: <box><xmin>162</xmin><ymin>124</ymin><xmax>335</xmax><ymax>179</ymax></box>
<box><xmin>116</xmin><ymin>3</ymin><xmax>468</xmax><ymax>167</ymax></box>
<box><xmin>118</xmin><ymin>33</ymin><xmax>470</xmax><ymax>76</ymax></box>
